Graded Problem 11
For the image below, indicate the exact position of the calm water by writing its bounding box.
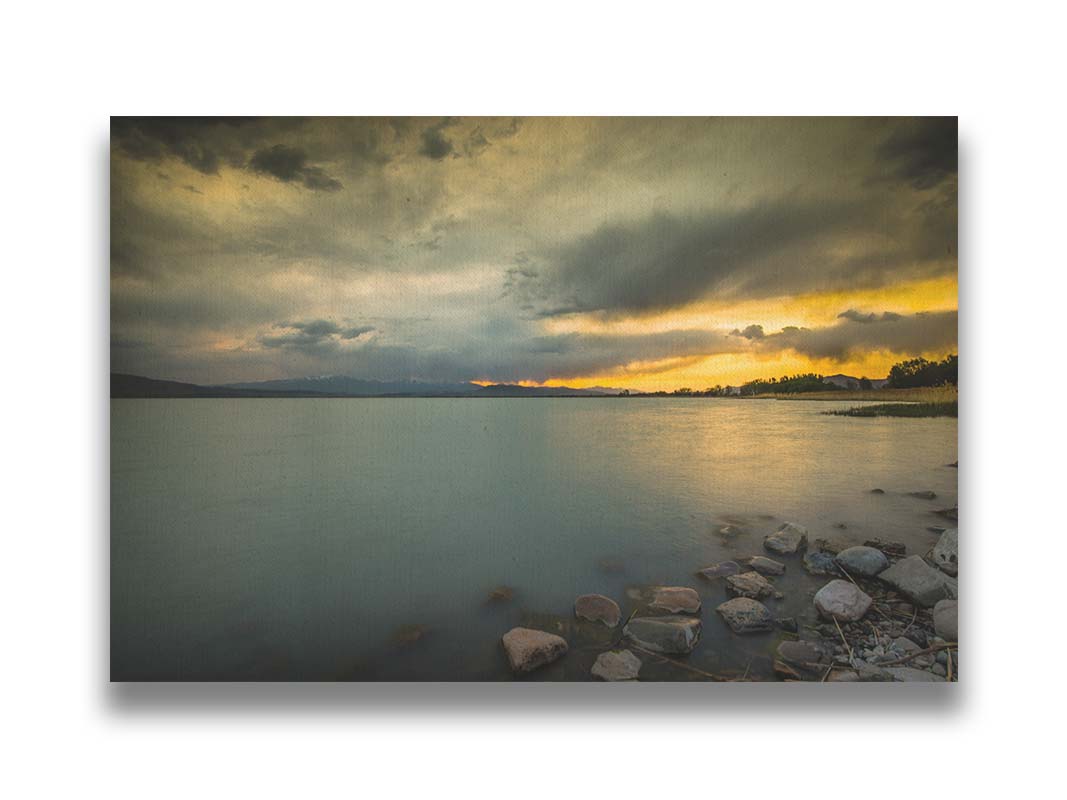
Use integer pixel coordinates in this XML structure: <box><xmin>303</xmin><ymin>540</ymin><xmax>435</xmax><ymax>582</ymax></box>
<box><xmin>111</xmin><ymin>398</ymin><xmax>957</xmax><ymax>681</ymax></box>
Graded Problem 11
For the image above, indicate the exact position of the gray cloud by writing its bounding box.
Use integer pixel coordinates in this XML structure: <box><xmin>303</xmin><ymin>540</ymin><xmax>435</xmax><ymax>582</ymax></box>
<box><xmin>759</xmin><ymin>311</ymin><xmax>957</xmax><ymax>361</ymax></box>
<box><xmin>731</xmin><ymin>324</ymin><xmax>766</xmax><ymax>340</ymax></box>
<box><xmin>259</xmin><ymin>320</ymin><xmax>375</xmax><ymax>350</ymax></box>
<box><xmin>837</xmin><ymin>309</ymin><xmax>904</xmax><ymax>324</ymax></box>
<box><xmin>419</xmin><ymin>120</ymin><xmax>455</xmax><ymax>160</ymax></box>
<box><xmin>877</xmin><ymin>117</ymin><xmax>957</xmax><ymax>190</ymax></box>
<box><xmin>248</xmin><ymin>145</ymin><xmax>342</xmax><ymax>191</ymax></box>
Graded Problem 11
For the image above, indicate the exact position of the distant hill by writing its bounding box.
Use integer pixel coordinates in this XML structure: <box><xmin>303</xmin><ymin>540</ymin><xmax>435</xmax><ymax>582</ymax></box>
<box><xmin>222</xmin><ymin>375</ymin><xmax>480</xmax><ymax>396</ymax></box>
<box><xmin>112</xmin><ymin>373</ymin><xmax>619</xmax><ymax>398</ymax></box>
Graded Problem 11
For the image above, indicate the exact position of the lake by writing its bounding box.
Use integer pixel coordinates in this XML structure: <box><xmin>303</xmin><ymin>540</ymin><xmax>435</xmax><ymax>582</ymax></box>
<box><xmin>110</xmin><ymin>398</ymin><xmax>958</xmax><ymax>681</ymax></box>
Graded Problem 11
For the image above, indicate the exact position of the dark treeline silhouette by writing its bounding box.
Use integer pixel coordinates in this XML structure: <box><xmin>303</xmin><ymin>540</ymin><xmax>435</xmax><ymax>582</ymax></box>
<box><xmin>885</xmin><ymin>354</ymin><xmax>957</xmax><ymax>388</ymax></box>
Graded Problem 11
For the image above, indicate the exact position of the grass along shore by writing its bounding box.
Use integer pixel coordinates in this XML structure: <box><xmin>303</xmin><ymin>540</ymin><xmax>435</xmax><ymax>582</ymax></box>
<box><xmin>815</xmin><ymin>386</ymin><xmax>958</xmax><ymax>418</ymax></box>
<box><xmin>753</xmin><ymin>386</ymin><xmax>957</xmax><ymax>403</ymax></box>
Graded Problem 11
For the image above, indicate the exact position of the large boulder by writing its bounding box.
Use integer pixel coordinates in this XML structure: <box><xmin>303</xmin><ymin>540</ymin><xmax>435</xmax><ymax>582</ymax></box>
<box><xmin>624</xmin><ymin>615</ymin><xmax>702</xmax><ymax>654</ymax></box>
<box><xmin>764</xmin><ymin>522</ymin><xmax>808</xmax><ymax>554</ymax></box>
<box><xmin>813</xmin><ymin>579</ymin><xmax>872</xmax><ymax>622</ymax></box>
<box><xmin>879</xmin><ymin>555</ymin><xmax>958</xmax><ymax>607</ymax></box>
<box><xmin>932</xmin><ymin>528</ymin><xmax>958</xmax><ymax>576</ymax></box>
<box><xmin>834</xmin><ymin>546</ymin><xmax>889</xmax><ymax>578</ymax></box>
<box><xmin>649</xmin><ymin>586</ymin><xmax>701</xmax><ymax>614</ymax></box>
<box><xmin>933</xmin><ymin>599</ymin><xmax>958</xmax><ymax>642</ymax></box>
<box><xmin>591</xmin><ymin>649</ymin><xmax>642</xmax><ymax>681</ymax></box>
<box><xmin>742</xmin><ymin>556</ymin><xmax>786</xmax><ymax>576</ymax></box>
<box><xmin>574</xmin><ymin>594</ymin><xmax>621</xmax><ymax>627</ymax></box>
<box><xmin>697</xmin><ymin>560</ymin><xmax>741</xmax><ymax>580</ymax></box>
<box><xmin>501</xmin><ymin>627</ymin><xmax>568</xmax><ymax>673</ymax></box>
<box><xmin>725</xmin><ymin>570</ymin><xmax>783</xmax><ymax>600</ymax></box>
<box><xmin>716</xmin><ymin>597</ymin><xmax>774</xmax><ymax>633</ymax></box>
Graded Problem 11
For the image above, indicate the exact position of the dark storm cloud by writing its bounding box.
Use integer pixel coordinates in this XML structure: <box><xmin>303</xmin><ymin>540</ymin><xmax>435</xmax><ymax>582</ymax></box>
<box><xmin>877</xmin><ymin>117</ymin><xmax>957</xmax><ymax>190</ymax></box>
<box><xmin>111</xmin><ymin>117</ymin><xmax>255</xmax><ymax>175</ymax></box>
<box><xmin>837</xmin><ymin>309</ymin><xmax>903</xmax><ymax>323</ymax></box>
<box><xmin>419</xmin><ymin>120</ymin><xmax>455</xmax><ymax>160</ymax></box>
<box><xmin>759</xmin><ymin>310</ymin><xmax>957</xmax><ymax>361</ymax></box>
<box><xmin>248</xmin><ymin>145</ymin><xmax>342</xmax><ymax>192</ymax></box>
<box><xmin>523</xmin><ymin>199</ymin><xmax>953</xmax><ymax>317</ymax></box>
<box><xmin>259</xmin><ymin>320</ymin><xmax>375</xmax><ymax>350</ymax></box>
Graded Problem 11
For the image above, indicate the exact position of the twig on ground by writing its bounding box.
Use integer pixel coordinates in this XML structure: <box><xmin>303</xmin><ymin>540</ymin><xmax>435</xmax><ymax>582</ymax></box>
<box><xmin>832</xmin><ymin>616</ymin><xmax>854</xmax><ymax>665</ymax></box>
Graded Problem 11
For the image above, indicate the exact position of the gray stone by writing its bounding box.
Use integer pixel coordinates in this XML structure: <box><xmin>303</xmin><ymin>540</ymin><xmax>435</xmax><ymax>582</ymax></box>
<box><xmin>885</xmin><ymin>666</ymin><xmax>945</xmax><ymax>682</ymax></box>
<box><xmin>649</xmin><ymin>586</ymin><xmax>701</xmax><ymax>614</ymax></box>
<box><xmin>933</xmin><ymin>528</ymin><xmax>958</xmax><ymax>576</ymax></box>
<box><xmin>834</xmin><ymin>546</ymin><xmax>889</xmax><ymax>578</ymax></box>
<box><xmin>501</xmin><ymin>627</ymin><xmax>568</xmax><ymax>673</ymax></box>
<box><xmin>933</xmin><ymin>599</ymin><xmax>958</xmax><ymax>642</ymax></box>
<box><xmin>742</xmin><ymin>555</ymin><xmax>786</xmax><ymax>576</ymax></box>
<box><xmin>930</xmin><ymin>663</ymin><xmax>947</xmax><ymax>677</ymax></box>
<box><xmin>624</xmin><ymin>615</ymin><xmax>702</xmax><ymax>654</ymax></box>
<box><xmin>574</xmin><ymin>594</ymin><xmax>621</xmax><ymax>627</ymax></box>
<box><xmin>813</xmin><ymin>579</ymin><xmax>872</xmax><ymax>622</ymax></box>
<box><xmin>725</xmin><ymin>570</ymin><xmax>782</xmax><ymax>600</ymax></box>
<box><xmin>716</xmin><ymin>597</ymin><xmax>774</xmax><ymax>633</ymax></box>
<box><xmin>776</xmin><ymin>640</ymin><xmax>830</xmax><ymax>669</ymax></box>
<box><xmin>909</xmin><ymin>490</ymin><xmax>937</xmax><ymax>500</ymax></box>
<box><xmin>803</xmin><ymin>551</ymin><xmax>840</xmax><ymax>576</ymax></box>
<box><xmin>764</xmin><ymin>522</ymin><xmax>808</xmax><ymax>554</ymax></box>
<box><xmin>879</xmin><ymin>555</ymin><xmax>957</xmax><ymax>607</ymax></box>
<box><xmin>591</xmin><ymin>649</ymin><xmax>642</xmax><ymax>681</ymax></box>
<box><xmin>697</xmin><ymin>560</ymin><xmax>741</xmax><ymax>580</ymax></box>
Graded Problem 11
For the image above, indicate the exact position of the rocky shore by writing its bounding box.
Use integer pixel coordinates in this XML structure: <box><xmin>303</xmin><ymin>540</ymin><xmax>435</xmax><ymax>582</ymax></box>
<box><xmin>494</xmin><ymin>514</ymin><xmax>959</xmax><ymax>682</ymax></box>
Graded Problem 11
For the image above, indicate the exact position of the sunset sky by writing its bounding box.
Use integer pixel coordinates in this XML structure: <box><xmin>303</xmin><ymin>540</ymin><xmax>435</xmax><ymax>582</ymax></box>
<box><xmin>111</xmin><ymin>117</ymin><xmax>957</xmax><ymax>391</ymax></box>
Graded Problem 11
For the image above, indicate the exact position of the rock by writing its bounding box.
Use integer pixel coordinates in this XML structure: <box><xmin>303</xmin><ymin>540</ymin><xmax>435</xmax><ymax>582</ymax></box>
<box><xmin>501</xmin><ymin>627</ymin><xmax>568</xmax><ymax>673</ymax></box>
<box><xmin>834</xmin><ymin>546</ymin><xmax>889</xmax><ymax>578</ymax></box>
<box><xmin>885</xmin><ymin>666</ymin><xmax>945</xmax><ymax>682</ymax></box>
<box><xmin>879</xmin><ymin>555</ymin><xmax>957</xmax><ymax>607</ymax></box>
<box><xmin>909</xmin><ymin>490</ymin><xmax>937</xmax><ymax>500</ymax></box>
<box><xmin>725</xmin><ymin>570</ymin><xmax>783</xmax><ymax>600</ymax></box>
<box><xmin>649</xmin><ymin>586</ymin><xmax>701</xmax><ymax>614</ymax></box>
<box><xmin>574</xmin><ymin>594</ymin><xmax>621</xmax><ymax>627</ymax></box>
<box><xmin>889</xmin><ymin>636</ymin><xmax>921</xmax><ymax>656</ymax></box>
<box><xmin>933</xmin><ymin>599</ymin><xmax>958</xmax><ymax>642</ymax></box>
<box><xmin>933</xmin><ymin>505</ymin><xmax>958</xmax><ymax>522</ymax></box>
<box><xmin>827</xmin><ymin>670</ymin><xmax>861</xmax><ymax>682</ymax></box>
<box><xmin>390</xmin><ymin>624</ymin><xmax>431</xmax><ymax>647</ymax></box>
<box><xmin>487</xmin><ymin>586</ymin><xmax>515</xmax><ymax>603</ymax></box>
<box><xmin>870</xmin><ymin>488</ymin><xmax>885</xmax><ymax>494</ymax></box>
<box><xmin>864</xmin><ymin>538</ymin><xmax>906</xmax><ymax>558</ymax></box>
<box><xmin>930</xmin><ymin>663</ymin><xmax>947</xmax><ymax>677</ymax></box>
<box><xmin>742</xmin><ymin>556</ymin><xmax>786</xmax><ymax>576</ymax></box>
<box><xmin>717</xmin><ymin>524</ymin><xmax>744</xmax><ymax>538</ymax></box>
<box><xmin>697</xmin><ymin>560</ymin><xmax>741</xmax><ymax>580</ymax></box>
<box><xmin>624</xmin><ymin>616</ymin><xmax>702</xmax><ymax>654</ymax></box>
<box><xmin>856</xmin><ymin>662</ymin><xmax>892</xmax><ymax>681</ymax></box>
<box><xmin>932</xmin><ymin>528</ymin><xmax>958</xmax><ymax>576</ymax></box>
<box><xmin>774</xmin><ymin>660</ymin><xmax>803</xmax><ymax>680</ymax></box>
<box><xmin>591</xmin><ymin>649</ymin><xmax>642</xmax><ymax>681</ymax></box>
<box><xmin>803</xmin><ymin>551</ymin><xmax>839</xmax><ymax>576</ymax></box>
<box><xmin>777</xmin><ymin>640</ymin><xmax>830</xmax><ymax>669</ymax></box>
<box><xmin>716</xmin><ymin>597</ymin><xmax>774</xmax><ymax>633</ymax></box>
<box><xmin>764</xmin><ymin>522</ymin><xmax>807</xmax><ymax>554</ymax></box>
<box><xmin>776</xmin><ymin>617</ymin><xmax>798</xmax><ymax>633</ymax></box>
<box><xmin>813</xmin><ymin>579</ymin><xmax>872</xmax><ymax>622</ymax></box>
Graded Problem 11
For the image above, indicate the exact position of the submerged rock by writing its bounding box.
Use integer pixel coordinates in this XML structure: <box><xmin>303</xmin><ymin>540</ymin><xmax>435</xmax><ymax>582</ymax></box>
<box><xmin>697</xmin><ymin>560</ymin><xmax>742</xmax><ymax>580</ymax></box>
<box><xmin>909</xmin><ymin>490</ymin><xmax>937</xmax><ymax>500</ymax></box>
<box><xmin>879</xmin><ymin>555</ymin><xmax>957</xmax><ymax>607</ymax></box>
<box><xmin>716</xmin><ymin>597</ymin><xmax>774</xmax><ymax>633</ymax></box>
<box><xmin>574</xmin><ymin>594</ymin><xmax>621</xmax><ymax>627</ymax></box>
<box><xmin>501</xmin><ymin>627</ymin><xmax>568</xmax><ymax>673</ymax></box>
<box><xmin>932</xmin><ymin>528</ymin><xmax>958</xmax><ymax>576</ymax></box>
<box><xmin>933</xmin><ymin>599</ymin><xmax>958</xmax><ymax>642</ymax></box>
<box><xmin>725</xmin><ymin>570</ymin><xmax>782</xmax><ymax>600</ymax></box>
<box><xmin>834</xmin><ymin>546</ymin><xmax>889</xmax><ymax>578</ymax></box>
<box><xmin>814</xmin><ymin>579</ymin><xmax>872</xmax><ymax>622</ymax></box>
<box><xmin>487</xmin><ymin>586</ymin><xmax>515</xmax><ymax>603</ymax></box>
<box><xmin>776</xmin><ymin>640</ymin><xmax>830</xmax><ymax>670</ymax></box>
<box><xmin>591</xmin><ymin>649</ymin><xmax>642</xmax><ymax>681</ymax></box>
<box><xmin>933</xmin><ymin>505</ymin><xmax>958</xmax><ymax>522</ymax></box>
<box><xmin>649</xmin><ymin>586</ymin><xmax>701</xmax><ymax>614</ymax></box>
<box><xmin>390</xmin><ymin>623</ymin><xmax>431</xmax><ymax>647</ymax></box>
<box><xmin>803</xmin><ymin>551</ymin><xmax>839</xmax><ymax>576</ymax></box>
<box><xmin>624</xmin><ymin>615</ymin><xmax>702</xmax><ymax>654</ymax></box>
<box><xmin>742</xmin><ymin>555</ymin><xmax>786</xmax><ymax>576</ymax></box>
<box><xmin>764</xmin><ymin>522</ymin><xmax>808</xmax><ymax>554</ymax></box>
<box><xmin>870</xmin><ymin>488</ymin><xmax>886</xmax><ymax>494</ymax></box>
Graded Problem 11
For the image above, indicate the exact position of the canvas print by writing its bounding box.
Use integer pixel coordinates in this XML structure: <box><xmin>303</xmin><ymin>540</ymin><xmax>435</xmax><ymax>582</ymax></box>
<box><xmin>110</xmin><ymin>117</ymin><xmax>958</xmax><ymax>682</ymax></box>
